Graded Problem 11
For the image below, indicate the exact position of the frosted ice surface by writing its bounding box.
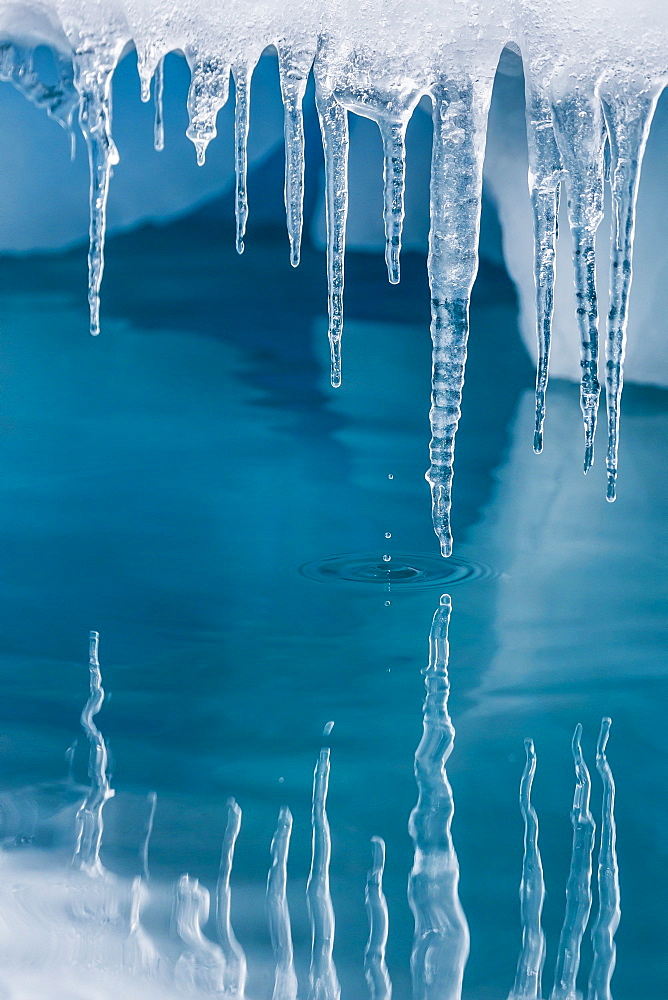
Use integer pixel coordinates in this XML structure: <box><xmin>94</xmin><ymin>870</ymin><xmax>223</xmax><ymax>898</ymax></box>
<box><xmin>0</xmin><ymin>0</ymin><xmax>666</xmax><ymax>552</ymax></box>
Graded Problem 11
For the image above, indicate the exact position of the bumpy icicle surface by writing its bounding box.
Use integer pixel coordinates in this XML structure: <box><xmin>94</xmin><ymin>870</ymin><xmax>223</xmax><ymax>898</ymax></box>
<box><xmin>216</xmin><ymin>797</ymin><xmax>247</xmax><ymax>998</ymax></box>
<box><xmin>364</xmin><ymin>836</ymin><xmax>392</xmax><ymax>1000</ymax></box>
<box><xmin>307</xmin><ymin>747</ymin><xmax>340</xmax><ymax>1000</ymax></box>
<box><xmin>408</xmin><ymin>594</ymin><xmax>469</xmax><ymax>1000</ymax></box>
<box><xmin>267</xmin><ymin>806</ymin><xmax>298</xmax><ymax>1000</ymax></box>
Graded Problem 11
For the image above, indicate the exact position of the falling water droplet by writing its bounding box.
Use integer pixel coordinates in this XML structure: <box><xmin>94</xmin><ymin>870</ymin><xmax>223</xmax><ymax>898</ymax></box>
<box><xmin>384</xmin><ymin>532</ymin><xmax>392</xmax><ymax>539</ymax></box>
<box><xmin>382</xmin><ymin>554</ymin><xmax>391</xmax><ymax>563</ymax></box>
<box><xmin>323</xmin><ymin>721</ymin><xmax>335</xmax><ymax>736</ymax></box>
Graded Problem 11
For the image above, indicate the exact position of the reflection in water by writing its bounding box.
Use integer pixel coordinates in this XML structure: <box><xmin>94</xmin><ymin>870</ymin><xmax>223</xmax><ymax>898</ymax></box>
<box><xmin>364</xmin><ymin>837</ymin><xmax>392</xmax><ymax>1000</ymax></box>
<box><xmin>0</xmin><ymin>622</ymin><xmax>622</xmax><ymax>999</ymax></box>
<box><xmin>408</xmin><ymin>594</ymin><xmax>470</xmax><ymax>1000</ymax></box>
<box><xmin>306</xmin><ymin>748</ymin><xmax>341</xmax><ymax>1000</ymax></box>
<box><xmin>508</xmin><ymin>739</ymin><xmax>546</xmax><ymax>1000</ymax></box>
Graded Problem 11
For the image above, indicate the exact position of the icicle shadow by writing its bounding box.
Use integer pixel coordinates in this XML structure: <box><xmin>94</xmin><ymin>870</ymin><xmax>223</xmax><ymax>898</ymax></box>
<box><xmin>424</xmin><ymin>74</ymin><xmax>495</xmax><ymax>557</ymax></box>
<box><xmin>267</xmin><ymin>806</ymin><xmax>298</xmax><ymax>1000</ymax></box>
<box><xmin>364</xmin><ymin>836</ymin><xmax>392</xmax><ymax>1000</ymax></box>
<box><xmin>508</xmin><ymin>739</ymin><xmax>546</xmax><ymax>1000</ymax></box>
<box><xmin>173</xmin><ymin>874</ymin><xmax>227</xmax><ymax>993</ymax></box>
<box><xmin>306</xmin><ymin>747</ymin><xmax>340</xmax><ymax>1000</ymax></box>
<box><xmin>408</xmin><ymin>595</ymin><xmax>469</xmax><ymax>1000</ymax></box>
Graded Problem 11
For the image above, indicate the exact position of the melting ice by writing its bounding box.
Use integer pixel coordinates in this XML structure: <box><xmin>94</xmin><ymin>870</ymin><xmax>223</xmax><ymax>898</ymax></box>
<box><xmin>0</xmin><ymin>0</ymin><xmax>666</xmax><ymax>551</ymax></box>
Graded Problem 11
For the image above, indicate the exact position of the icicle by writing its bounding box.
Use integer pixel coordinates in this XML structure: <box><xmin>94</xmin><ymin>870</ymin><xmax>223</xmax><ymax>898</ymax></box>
<box><xmin>232</xmin><ymin>63</ymin><xmax>252</xmax><ymax>254</ymax></box>
<box><xmin>174</xmin><ymin>875</ymin><xmax>227</xmax><ymax>993</ymax></box>
<box><xmin>600</xmin><ymin>85</ymin><xmax>659</xmax><ymax>501</ymax></box>
<box><xmin>267</xmin><ymin>806</ymin><xmax>298</xmax><ymax>1000</ymax></box>
<box><xmin>216</xmin><ymin>797</ymin><xmax>247</xmax><ymax>998</ymax></box>
<box><xmin>315</xmin><ymin>89</ymin><xmax>349</xmax><ymax>388</ymax></box>
<box><xmin>153</xmin><ymin>56</ymin><xmax>165</xmax><ymax>152</ymax></box>
<box><xmin>587</xmin><ymin>719</ymin><xmax>620</xmax><ymax>1000</ymax></box>
<box><xmin>306</xmin><ymin>747</ymin><xmax>340</xmax><ymax>1000</ymax></box>
<box><xmin>550</xmin><ymin>724</ymin><xmax>596</xmax><ymax>1000</ymax></box>
<box><xmin>408</xmin><ymin>595</ymin><xmax>469</xmax><ymax>1000</ymax></box>
<box><xmin>73</xmin><ymin>630</ymin><xmax>115</xmax><ymax>876</ymax></box>
<box><xmin>508</xmin><ymin>739</ymin><xmax>546</xmax><ymax>1000</ymax></box>
<box><xmin>424</xmin><ymin>77</ymin><xmax>493</xmax><ymax>556</ymax></box>
<box><xmin>73</xmin><ymin>54</ymin><xmax>121</xmax><ymax>337</ymax></box>
<box><xmin>364</xmin><ymin>836</ymin><xmax>392</xmax><ymax>1000</ymax></box>
<box><xmin>278</xmin><ymin>47</ymin><xmax>313</xmax><ymax>267</ymax></box>
<box><xmin>140</xmin><ymin>790</ymin><xmax>157</xmax><ymax>882</ymax></box>
<box><xmin>378</xmin><ymin>119</ymin><xmax>407</xmax><ymax>284</ymax></box>
<box><xmin>186</xmin><ymin>53</ymin><xmax>231</xmax><ymax>166</ymax></box>
<box><xmin>550</xmin><ymin>86</ymin><xmax>606</xmax><ymax>473</ymax></box>
<box><xmin>0</xmin><ymin>42</ymin><xmax>78</xmax><ymax>133</ymax></box>
<box><xmin>525</xmin><ymin>87</ymin><xmax>562</xmax><ymax>453</ymax></box>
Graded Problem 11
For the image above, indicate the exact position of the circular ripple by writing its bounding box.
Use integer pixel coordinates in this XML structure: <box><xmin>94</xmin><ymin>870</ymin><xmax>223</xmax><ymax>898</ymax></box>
<box><xmin>299</xmin><ymin>553</ymin><xmax>493</xmax><ymax>590</ymax></box>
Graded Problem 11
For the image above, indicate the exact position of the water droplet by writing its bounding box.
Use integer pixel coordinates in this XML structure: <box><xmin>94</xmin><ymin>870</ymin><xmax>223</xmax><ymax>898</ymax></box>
<box><xmin>323</xmin><ymin>721</ymin><xmax>334</xmax><ymax>736</ymax></box>
<box><xmin>382</xmin><ymin>554</ymin><xmax>391</xmax><ymax>562</ymax></box>
<box><xmin>384</xmin><ymin>532</ymin><xmax>392</xmax><ymax>539</ymax></box>
<box><xmin>278</xmin><ymin>776</ymin><xmax>285</xmax><ymax>784</ymax></box>
<box><xmin>384</xmin><ymin>600</ymin><xmax>391</xmax><ymax>606</ymax></box>
<box><xmin>387</xmin><ymin>474</ymin><xmax>393</xmax><ymax>480</ymax></box>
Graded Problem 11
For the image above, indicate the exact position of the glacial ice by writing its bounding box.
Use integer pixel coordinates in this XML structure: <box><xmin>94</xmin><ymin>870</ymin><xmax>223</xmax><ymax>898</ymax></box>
<box><xmin>0</xmin><ymin>0</ymin><xmax>666</xmax><ymax>552</ymax></box>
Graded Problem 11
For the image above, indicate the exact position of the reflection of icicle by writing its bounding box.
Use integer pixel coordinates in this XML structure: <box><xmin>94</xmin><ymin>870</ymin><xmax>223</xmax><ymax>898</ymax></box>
<box><xmin>508</xmin><ymin>739</ymin><xmax>545</xmax><ymax>1000</ymax></box>
<box><xmin>364</xmin><ymin>836</ymin><xmax>392</xmax><ymax>1000</ymax></box>
<box><xmin>525</xmin><ymin>88</ymin><xmax>561</xmax><ymax>454</ymax></box>
<box><xmin>186</xmin><ymin>53</ymin><xmax>231</xmax><ymax>165</ymax></box>
<box><xmin>587</xmin><ymin>719</ymin><xmax>620</xmax><ymax>1000</ymax></box>
<box><xmin>74</xmin><ymin>55</ymin><xmax>121</xmax><ymax>337</ymax></box>
<box><xmin>551</xmin><ymin>88</ymin><xmax>606</xmax><ymax>473</ymax></box>
<box><xmin>73</xmin><ymin>631</ymin><xmax>115</xmax><ymax>876</ymax></box>
<box><xmin>216</xmin><ymin>797</ymin><xmax>247</xmax><ymax>997</ymax></box>
<box><xmin>278</xmin><ymin>47</ymin><xmax>313</xmax><ymax>267</ymax></box>
<box><xmin>174</xmin><ymin>874</ymin><xmax>227</xmax><ymax>993</ymax></box>
<box><xmin>233</xmin><ymin>63</ymin><xmax>252</xmax><ymax>254</ymax></box>
<box><xmin>307</xmin><ymin>747</ymin><xmax>340</xmax><ymax>1000</ymax></box>
<box><xmin>140</xmin><ymin>791</ymin><xmax>157</xmax><ymax>882</ymax></box>
<box><xmin>379</xmin><ymin>119</ymin><xmax>406</xmax><ymax>284</ymax></box>
<box><xmin>408</xmin><ymin>595</ymin><xmax>469</xmax><ymax>1000</ymax></box>
<box><xmin>425</xmin><ymin>77</ymin><xmax>493</xmax><ymax>557</ymax></box>
<box><xmin>125</xmin><ymin>875</ymin><xmax>160</xmax><ymax>974</ymax></box>
<box><xmin>267</xmin><ymin>806</ymin><xmax>298</xmax><ymax>1000</ymax></box>
<box><xmin>153</xmin><ymin>56</ymin><xmax>165</xmax><ymax>151</ymax></box>
<box><xmin>600</xmin><ymin>87</ymin><xmax>659</xmax><ymax>501</ymax></box>
<box><xmin>550</xmin><ymin>724</ymin><xmax>596</xmax><ymax>1000</ymax></box>
<box><xmin>315</xmin><ymin>89</ymin><xmax>349</xmax><ymax>388</ymax></box>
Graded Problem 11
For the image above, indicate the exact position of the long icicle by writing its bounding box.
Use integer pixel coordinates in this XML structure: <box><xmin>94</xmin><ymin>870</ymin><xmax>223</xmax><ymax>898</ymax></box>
<box><xmin>364</xmin><ymin>836</ymin><xmax>392</xmax><ymax>1000</ymax></box>
<box><xmin>306</xmin><ymin>747</ymin><xmax>340</xmax><ymax>1000</ymax></box>
<box><xmin>140</xmin><ymin>790</ymin><xmax>158</xmax><ymax>882</ymax></box>
<box><xmin>74</xmin><ymin>55</ymin><xmax>120</xmax><ymax>338</ymax></box>
<box><xmin>233</xmin><ymin>63</ymin><xmax>252</xmax><ymax>254</ymax></box>
<box><xmin>425</xmin><ymin>76</ymin><xmax>493</xmax><ymax>556</ymax></box>
<box><xmin>315</xmin><ymin>89</ymin><xmax>349</xmax><ymax>388</ymax></box>
<box><xmin>600</xmin><ymin>86</ymin><xmax>659</xmax><ymax>501</ymax></box>
<box><xmin>216</xmin><ymin>797</ymin><xmax>247</xmax><ymax>998</ymax></box>
<box><xmin>551</xmin><ymin>88</ymin><xmax>606</xmax><ymax>473</ymax></box>
<box><xmin>278</xmin><ymin>48</ymin><xmax>312</xmax><ymax>267</ymax></box>
<box><xmin>408</xmin><ymin>595</ymin><xmax>469</xmax><ymax>1000</ymax></box>
<box><xmin>550</xmin><ymin>724</ymin><xmax>596</xmax><ymax>1000</ymax></box>
<box><xmin>153</xmin><ymin>56</ymin><xmax>165</xmax><ymax>152</ymax></box>
<box><xmin>379</xmin><ymin>119</ymin><xmax>407</xmax><ymax>284</ymax></box>
<box><xmin>587</xmin><ymin>719</ymin><xmax>620</xmax><ymax>1000</ymax></box>
<box><xmin>508</xmin><ymin>738</ymin><xmax>546</xmax><ymax>1000</ymax></box>
<box><xmin>73</xmin><ymin>630</ymin><xmax>115</xmax><ymax>876</ymax></box>
<box><xmin>267</xmin><ymin>806</ymin><xmax>298</xmax><ymax>1000</ymax></box>
<box><xmin>525</xmin><ymin>87</ymin><xmax>562</xmax><ymax>453</ymax></box>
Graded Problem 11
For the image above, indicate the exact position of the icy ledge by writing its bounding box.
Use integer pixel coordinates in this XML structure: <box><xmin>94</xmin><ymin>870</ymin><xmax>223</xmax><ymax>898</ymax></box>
<box><xmin>0</xmin><ymin>1</ymin><xmax>666</xmax><ymax>555</ymax></box>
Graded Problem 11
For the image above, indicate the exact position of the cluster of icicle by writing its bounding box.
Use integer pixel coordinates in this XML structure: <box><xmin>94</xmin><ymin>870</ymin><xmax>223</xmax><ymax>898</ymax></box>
<box><xmin>1</xmin><ymin>1</ymin><xmax>666</xmax><ymax>553</ymax></box>
<box><xmin>12</xmin><ymin>620</ymin><xmax>616</xmax><ymax>999</ymax></box>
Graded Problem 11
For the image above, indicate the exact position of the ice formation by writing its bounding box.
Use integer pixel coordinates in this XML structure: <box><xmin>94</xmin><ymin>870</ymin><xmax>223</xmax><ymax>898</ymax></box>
<box><xmin>0</xmin><ymin>0</ymin><xmax>666</xmax><ymax>552</ymax></box>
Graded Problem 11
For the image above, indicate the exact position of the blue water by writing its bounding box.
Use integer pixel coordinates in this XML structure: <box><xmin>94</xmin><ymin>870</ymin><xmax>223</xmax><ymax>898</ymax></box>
<box><xmin>0</xmin><ymin>214</ymin><xmax>666</xmax><ymax>998</ymax></box>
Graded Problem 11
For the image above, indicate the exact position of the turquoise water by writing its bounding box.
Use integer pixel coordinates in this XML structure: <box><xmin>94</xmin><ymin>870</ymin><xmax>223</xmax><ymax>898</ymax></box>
<box><xmin>0</xmin><ymin>217</ymin><xmax>666</xmax><ymax>998</ymax></box>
